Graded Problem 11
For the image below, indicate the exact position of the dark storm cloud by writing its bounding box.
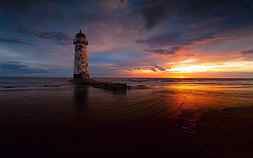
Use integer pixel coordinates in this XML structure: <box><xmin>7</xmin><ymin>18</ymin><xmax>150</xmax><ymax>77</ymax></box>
<box><xmin>139</xmin><ymin>0</ymin><xmax>253</xmax><ymax>29</ymax></box>
<box><xmin>0</xmin><ymin>0</ymin><xmax>41</xmax><ymax>10</ymax></box>
<box><xmin>241</xmin><ymin>49</ymin><xmax>253</xmax><ymax>60</ymax></box>
<box><xmin>0</xmin><ymin>61</ymin><xmax>48</xmax><ymax>75</ymax></box>
<box><xmin>137</xmin><ymin>0</ymin><xmax>253</xmax><ymax>51</ymax></box>
<box><xmin>144</xmin><ymin>47</ymin><xmax>179</xmax><ymax>55</ymax></box>
<box><xmin>132</xmin><ymin>65</ymin><xmax>167</xmax><ymax>72</ymax></box>
<box><xmin>153</xmin><ymin>65</ymin><xmax>166</xmax><ymax>71</ymax></box>
<box><xmin>139</xmin><ymin>0</ymin><xmax>183</xmax><ymax>29</ymax></box>
<box><xmin>132</xmin><ymin>66</ymin><xmax>155</xmax><ymax>72</ymax></box>
<box><xmin>0</xmin><ymin>37</ymin><xmax>31</xmax><ymax>45</ymax></box>
<box><xmin>242</xmin><ymin>49</ymin><xmax>253</xmax><ymax>55</ymax></box>
<box><xmin>137</xmin><ymin>29</ymin><xmax>228</xmax><ymax>51</ymax></box>
<box><xmin>34</xmin><ymin>32</ymin><xmax>72</xmax><ymax>45</ymax></box>
<box><xmin>17</xmin><ymin>26</ymin><xmax>72</xmax><ymax>45</ymax></box>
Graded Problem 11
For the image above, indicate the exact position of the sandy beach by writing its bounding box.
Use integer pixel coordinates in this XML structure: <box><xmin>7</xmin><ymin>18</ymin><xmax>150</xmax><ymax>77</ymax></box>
<box><xmin>0</xmin><ymin>78</ymin><xmax>253</xmax><ymax>157</ymax></box>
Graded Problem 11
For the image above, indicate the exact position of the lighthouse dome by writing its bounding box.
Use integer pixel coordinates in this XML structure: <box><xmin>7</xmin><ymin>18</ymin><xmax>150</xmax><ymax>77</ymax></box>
<box><xmin>74</xmin><ymin>29</ymin><xmax>88</xmax><ymax>45</ymax></box>
<box><xmin>76</xmin><ymin>29</ymin><xmax>87</xmax><ymax>39</ymax></box>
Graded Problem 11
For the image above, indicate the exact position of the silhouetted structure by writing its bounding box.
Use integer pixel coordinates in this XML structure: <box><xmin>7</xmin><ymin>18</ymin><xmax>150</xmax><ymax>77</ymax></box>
<box><xmin>72</xmin><ymin>30</ymin><xmax>128</xmax><ymax>91</ymax></box>
<box><xmin>73</xmin><ymin>29</ymin><xmax>89</xmax><ymax>80</ymax></box>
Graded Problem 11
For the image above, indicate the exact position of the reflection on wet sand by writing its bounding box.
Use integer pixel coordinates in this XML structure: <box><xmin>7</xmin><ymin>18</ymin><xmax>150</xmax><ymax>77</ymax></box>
<box><xmin>164</xmin><ymin>83</ymin><xmax>253</xmax><ymax>110</ymax></box>
<box><xmin>73</xmin><ymin>85</ymin><xmax>89</xmax><ymax>113</ymax></box>
<box><xmin>149</xmin><ymin>82</ymin><xmax>253</xmax><ymax>135</ymax></box>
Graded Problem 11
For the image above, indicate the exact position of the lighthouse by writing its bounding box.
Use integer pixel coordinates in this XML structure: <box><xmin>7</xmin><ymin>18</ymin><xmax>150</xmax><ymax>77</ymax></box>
<box><xmin>73</xmin><ymin>30</ymin><xmax>90</xmax><ymax>80</ymax></box>
<box><xmin>72</xmin><ymin>29</ymin><xmax>127</xmax><ymax>91</ymax></box>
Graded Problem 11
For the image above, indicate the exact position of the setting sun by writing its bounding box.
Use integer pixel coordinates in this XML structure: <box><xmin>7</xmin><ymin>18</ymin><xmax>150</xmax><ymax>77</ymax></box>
<box><xmin>168</xmin><ymin>65</ymin><xmax>219</xmax><ymax>73</ymax></box>
<box><xmin>126</xmin><ymin>60</ymin><xmax>253</xmax><ymax>78</ymax></box>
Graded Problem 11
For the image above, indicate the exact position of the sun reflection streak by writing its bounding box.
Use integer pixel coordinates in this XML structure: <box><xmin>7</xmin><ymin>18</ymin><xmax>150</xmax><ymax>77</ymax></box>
<box><xmin>164</xmin><ymin>83</ymin><xmax>231</xmax><ymax>110</ymax></box>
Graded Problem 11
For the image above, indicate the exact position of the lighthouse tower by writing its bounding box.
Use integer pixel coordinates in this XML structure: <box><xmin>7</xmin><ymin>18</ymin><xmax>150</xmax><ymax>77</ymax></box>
<box><xmin>73</xmin><ymin>30</ymin><xmax>90</xmax><ymax>80</ymax></box>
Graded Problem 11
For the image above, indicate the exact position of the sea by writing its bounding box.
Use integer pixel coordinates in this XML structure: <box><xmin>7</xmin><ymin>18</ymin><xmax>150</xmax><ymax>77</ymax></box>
<box><xmin>1</xmin><ymin>77</ymin><xmax>253</xmax><ymax>90</ymax></box>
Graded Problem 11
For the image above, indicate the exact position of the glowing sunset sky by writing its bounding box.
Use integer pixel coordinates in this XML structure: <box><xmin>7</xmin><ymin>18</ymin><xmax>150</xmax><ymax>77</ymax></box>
<box><xmin>1</xmin><ymin>0</ymin><xmax>253</xmax><ymax>78</ymax></box>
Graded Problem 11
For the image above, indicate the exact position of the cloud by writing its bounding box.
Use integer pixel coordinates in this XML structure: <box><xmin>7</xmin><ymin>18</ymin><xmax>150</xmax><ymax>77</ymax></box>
<box><xmin>136</xmin><ymin>0</ymin><xmax>188</xmax><ymax>29</ymax></box>
<box><xmin>131</xmin><ymin>64</ymin><xmax>168</xmax><ymax>72</ymax></box>
<box><xmin>241</xmin><ymin>49</ymin><xmax>253</xmax><ymax>55</ymax></box>
<box><xmin>241</xmin><ymin>49</ymin><xmax>253</xmax><ymax>60</ymax></box>
<box><xmin>35</xmin><ymin>32</ymin><xmax>72</xmax><ymax>45</ymax></box>
<box><xmin>0</xmin><ymin>37</ymin><xmax>31</xmax><ymax>45</ymax></box>
<box><xmin>138</xmin><ymin>0</ymin><xmax>253</xmax><ymax>30</ymax></box>
<box><xmin>136</xmin><ymin>17</ymin><xmax>239</xmax><ymax>54</ymax></box>
<box><xmin>137</xmin><ymin>31</ymin><xmax>217</xmax><ymax>52</ymax></box>
<box><xmin>17</xmin><ymin>27</ymin><xmax>72</xmax><ymax>45</ymax></box>
<box><xmin>144</xmin><ymin>47</ymin><xmax>179</xmax><ymax>55</ymax></box>
<box><xmin>153</xmin><ymin>65</ymin><xmax>167</xmax><ymax>71</ymax></box>
<box><xmin>135</xmin><ymin>0</ymin><xmax>253</xmax><ymax>57</ymax></box>
<box><xmin>0</xmin><ymin>61</ymin><xmax>49</xmax><ymax>76</ymax></box>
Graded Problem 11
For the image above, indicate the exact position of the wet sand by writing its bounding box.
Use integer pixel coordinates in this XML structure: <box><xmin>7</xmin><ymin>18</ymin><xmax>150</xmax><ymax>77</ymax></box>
<box><xmin>0</xmin><ymin>80</ymin><xmax>253</xmax><ymax>157</ymax></box>
<box><xmin>195</xmin><ymin>107</ymin><xmax>253</xmax><ymax>157</ymax></box>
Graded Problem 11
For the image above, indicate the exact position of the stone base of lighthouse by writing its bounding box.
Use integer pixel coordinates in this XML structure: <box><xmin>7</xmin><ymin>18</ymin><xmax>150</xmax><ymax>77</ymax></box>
<box><xmin>73</xmin><ymin>73</ymin><xmax>90</xmax><ymax>80</ymax></box>
<box><xmin>73</xmin><ymin>74</ymin><xmax>82</xmax><ymax>79</ymax></box>
<box><xmin>73</xmin><ymin>74</ymin><xmax>91</xmax><ymax>84</ymax></box>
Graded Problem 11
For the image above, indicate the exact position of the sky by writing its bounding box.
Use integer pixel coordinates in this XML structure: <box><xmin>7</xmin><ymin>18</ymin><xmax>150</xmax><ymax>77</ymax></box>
<box><xmin>1</xmin><ymin>0</ymin><xmax>253</xmax><ymax>78</ymax></box>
